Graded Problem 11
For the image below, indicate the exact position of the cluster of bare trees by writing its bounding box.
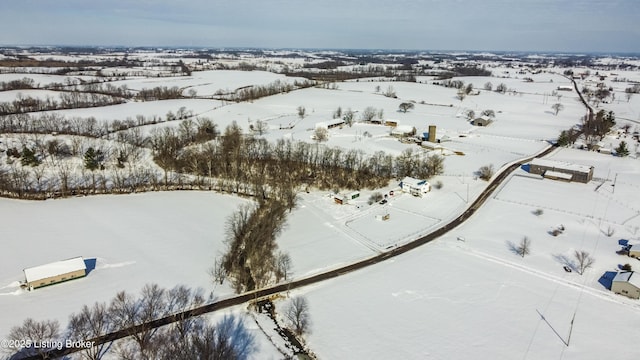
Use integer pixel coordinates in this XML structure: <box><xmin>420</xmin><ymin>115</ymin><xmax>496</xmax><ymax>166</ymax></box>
<box><xmin>0</xmin><ymin>77</ymin><xmax>36</xmax><ymax>91</ymax></box>
<box><xmin>0</xmin><ymin>120</ymin><xmax>445</xmax><ymax>200</ymax></box>
<box><xmin>285</xmin><ymin>297</ymin><xmax>311</xmax><ymax>337</ymax></box>
<box><xmin>0</xmin><ymin>92</ymin><xmax>126</xmax><ymax>115</ymax></box>
<box><xmin>583</xmin><ymin>110</ymin><xmax>615</xmax><ymax>143</ymax></box>
<box><xmin>232</xmin><ymin>79</ymin><xmax>315</xmax><ymax>102</ymax></box>
<box><xmin>219</xmin><ymin>200</ymin><xmax>292</xmax><ymax>293</ymax></box>
<box><xmin>0</xmin><ymin>107</ymin><xmax>204</xmax><ymax>137</ymax></box>
<box><xmin>135</xmin><ymin>86</ymin><xmax>183</xmax><ymax>101</ymax></box>
<box><xmin>6</xmin><ymin>284</ymin><xmax>255</xmax><ymax>360</ymax></box>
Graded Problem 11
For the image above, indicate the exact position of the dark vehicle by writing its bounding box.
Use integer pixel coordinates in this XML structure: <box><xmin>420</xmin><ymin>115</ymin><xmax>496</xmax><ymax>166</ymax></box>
<box><xmin>563</xmin><ymin>265</ymin><xmax>572</xmax><ymax>273</ymax></box>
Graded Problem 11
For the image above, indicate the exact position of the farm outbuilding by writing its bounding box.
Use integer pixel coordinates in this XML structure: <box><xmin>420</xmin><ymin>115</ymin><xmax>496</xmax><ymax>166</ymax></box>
<box><xmin>400</xmin><ymin>177</ymin><xmax>431</xmax><ymax>197</ymax></box>
<box><xmin>23</xmin><ymin>257</ymin><xmax>87</xmax><ymax>290</ymax></box>
<box><xmin>471</xmin><ymin>116</ymin><xmax>492</xmax><ymax>126</ymax></box>
<box><xmin>315</xmin><ymin>119</ymin><xmax>345</xmax><ymax>130</ymax></box>
<box><xmin>611</xmin><ymin>271</ymin><xmax>640</xmax><ymax>299</ymax></box>
<box><xmin>528</xmin><ymin>158</ymin><xmax>594</xmax><ymax>183</ymax></box>
<box><xmin>628</xmin><ymin>245</ymin><xmax>640</xmax><ymax>258</ymax></box>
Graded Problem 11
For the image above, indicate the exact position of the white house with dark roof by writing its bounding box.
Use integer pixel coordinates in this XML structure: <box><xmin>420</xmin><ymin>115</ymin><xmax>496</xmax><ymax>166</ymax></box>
<box><xmin>611</xmin><ymin>271</ymin><xmax>640</xmax><ymax>299</ymax></box>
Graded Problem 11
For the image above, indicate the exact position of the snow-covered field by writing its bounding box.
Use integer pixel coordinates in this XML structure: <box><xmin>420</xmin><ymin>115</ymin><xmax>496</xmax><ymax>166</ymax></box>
<box><xmin>289</xmin><ymin>148</ymin><xmax>640</xmax><ymax>360</ymax></box>
<box><xmin>2</xmin><ymin>53</ymin><xmax>640</xmax><ymax>359</ymax></box>
<box><xmin>0</xmin><ymin>192</ymin><xmax>248</xmax><ymax>335</ymax></box>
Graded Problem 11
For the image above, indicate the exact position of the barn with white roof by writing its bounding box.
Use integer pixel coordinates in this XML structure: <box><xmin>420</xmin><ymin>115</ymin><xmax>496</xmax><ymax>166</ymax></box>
<box><xmin>23</xmin><ymin>257</ymin><xmax>87</xmax><ymax>290</ymax></box>
<box><xmin>611</xmin><ymin>271</ymin><xmax>640</xmax><ymax>299</ymax></box>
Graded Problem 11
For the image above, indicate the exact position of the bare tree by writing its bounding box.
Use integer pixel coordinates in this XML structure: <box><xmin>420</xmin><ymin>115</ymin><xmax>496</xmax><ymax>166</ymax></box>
<box><xmin>481</xmin><ymin>109</ymin><xmax>495</xmax><ymax>118</ymax></box>
<box><xmin>398</xmin><ymin>102</ymin><xmax>415</xmax><ymax>113</ymax></box>
<box><xmin>274</xmin><ymin>251</ymin><xmax>292</xmax><ymax>282</ymax></box>
<box><xmin>210</xmin><ymin>256</ymin><xmax>227</xmax><ymax>285</ymax></box>
<box><xmin>252</xmin><ymin>120</ymin><xmax>268</xmax><ymax>135</ymax></box>
<box><xmin>108</xmin><ymin>285</ymin><xmax>168</xmax><ymax>359</ymax></box>
<box><xmin>7</xmin><ymin>318</ymin><xmax>60</xmax><ymax>358</ymax></box>
<box><xmin>342</xmin><ymin>108</ymin><xmax>355</xmax><ymax>127</ymax></box>
<box><xmin>383</xmin><ymin>85</ymin><xmax>396</xmax><ymax>98</ymax></box>
<box><xmin>456</xmin><ymin>87</ymin><xmax>466</xmax><ymax>101</ymax></box>
<box><xmin>484</xmin><ymin>82</ymin><xmax>493</xmax><ymax>91</ymax></box>
<box><xmin>574</xmin><ymin>250</ymin><xmax>595</xmax><ymax>275</ymax></box>
<box><xmin>605</xmin><ymin>225</ymin><xmax>616</xmax><ymax>237</ymax></box>
<box><xmin>297</xmin><ymin>106</ymin><xmax>306</xmax><ymax>119</ymax></box>
<box><xmin>285</xmin><ymin>296</ymin><xmax>311</xmax><ymax>337</ymax></box>
<box><xmin>552</xmin><ymin>103</ymin><xmax>564</xmax><ymax>116</ymax></box>
<box><xmin>313</xmin><ymin>127</ymin><xmax>329</xmax><ymax>143</ymax></box>
<box><xmin>360</xmin><ymin>106</ymin><xmax>377</xmax><ymax>122</ymax></box>
<box><xmin>68</xmin><ymin>302</ymin><xmax>114</xmax><ymax>360</ymax></box>
<box><xmin>477</xmin><ymin>164</ymin><xmax>494</xmax><ymax>181</ymax></box>
<box><xmin>333</xmin><ymin>106</ymin><xmax>342</xmax><ymax>119</ymax></box>
<box><xmin>465</xmin><ymin>110</ymin><xmax>475</xmax><ymax>120</ymax></box>
<box><xmin>158</xmin><ymin>315</ymin><xmax>255</xmax><ymax>360</ymax></box>
<box><xmin>517</xmin><ymin>236</ymin><xmax>531</xmax><ymax>258</ymax></box>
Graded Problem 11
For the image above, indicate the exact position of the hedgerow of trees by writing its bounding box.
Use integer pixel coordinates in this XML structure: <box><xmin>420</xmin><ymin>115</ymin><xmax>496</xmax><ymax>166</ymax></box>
<box><xmin>6</xmin><ymin>284</ymin><xmax>256</xmax><ymax>360</ymax></box>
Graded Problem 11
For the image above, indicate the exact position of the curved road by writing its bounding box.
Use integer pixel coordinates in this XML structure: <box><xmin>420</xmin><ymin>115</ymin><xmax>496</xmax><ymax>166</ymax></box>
<box><xmin>29</xmin><ymin>143</ymin><xmax>560</xmax><ymax>360</ymax></box>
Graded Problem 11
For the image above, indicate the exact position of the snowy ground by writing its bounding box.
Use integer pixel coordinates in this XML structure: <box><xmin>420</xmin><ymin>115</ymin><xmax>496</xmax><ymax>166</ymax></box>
<box><xmin>290</xmin><ymin>147</ymin><xmax>640</xmax><ymax>359</ymax></box>
<box><xmin>0</xmin><ymin>192</ymin><xmax>248</xmax><ymax>336</ymax></box>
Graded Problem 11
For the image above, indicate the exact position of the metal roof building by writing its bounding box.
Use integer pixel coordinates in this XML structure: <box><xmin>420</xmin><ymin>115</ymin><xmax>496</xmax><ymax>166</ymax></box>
<box><xmin>23</xmin><ymin>257</ymin><xmax>87</xmax><ymax>290</ymax></box>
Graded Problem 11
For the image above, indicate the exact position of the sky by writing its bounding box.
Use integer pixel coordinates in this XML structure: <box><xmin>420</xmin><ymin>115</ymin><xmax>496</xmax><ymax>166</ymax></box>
<box><xmin>1</xmin><ymin>0</ymin><xmax>639</xmax><ymax>53</ymax></box>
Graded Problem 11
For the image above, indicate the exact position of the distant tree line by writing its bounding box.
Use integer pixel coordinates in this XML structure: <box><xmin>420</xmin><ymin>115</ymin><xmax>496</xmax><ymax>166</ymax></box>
<box><xmin>0</xmin><ymin>106</ymin><xmax>205</xmax><ymax>137</ymax></box>
<box><xmin>231</xmin><ymin>79</ymin><xmax>315</xmax><ymax>102</ymax></box>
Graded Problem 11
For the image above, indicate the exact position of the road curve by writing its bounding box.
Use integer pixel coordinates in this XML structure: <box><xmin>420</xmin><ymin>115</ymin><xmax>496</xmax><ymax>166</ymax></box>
<box><xmin>30</xmin><ymin>145</ymin><xmax>557</xmax><ymax>360</ymax></box>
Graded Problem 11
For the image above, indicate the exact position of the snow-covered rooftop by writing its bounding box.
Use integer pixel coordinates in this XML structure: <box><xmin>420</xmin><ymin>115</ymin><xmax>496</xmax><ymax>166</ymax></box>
<box><xmin>23</xmin><ymin>257</ymin><xmax>86</xmax><ymax>283</ymax></box>
<box><xmin>544</xmin><ymin>170</ymin><xmax>573</xmax><ymax>180</ymax></box>
<box><xmin>401</xmin><ymin>176</ymin><xmax>427</xmax><ymax>187</ymax></box>
<box><xmin>613</xmin><ymin>271</ymin><xmax>640</xmax><ymax>289</ymax></box>
<box><xmin>530</xmin><ymin>158</ymin><xmax>592</xmax><ymax>174</ymax></box>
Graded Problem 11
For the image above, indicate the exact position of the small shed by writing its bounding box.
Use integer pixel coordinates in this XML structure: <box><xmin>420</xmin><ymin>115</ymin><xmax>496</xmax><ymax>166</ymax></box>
<box><xmin>400</xmin><ymin>176</ymin><xmax>431</xmax><ymax>197</ymax></box>
<box><xmin>628</xmin><ymin>245</ymin><xmax>640</xmax><ymax>258</ymax></box>
<box><xmin>471</xmin><ymin>115</ymin><xmax>492</xmax><ymax>126</ymax></box>
<box><xmin>391</xmin><ymin>125</ymin><xmax>415</xmax><ymax>137</ymax></box>
<box><xmin>315</xmin><ymin>119</ymin><xmax>345</xmax><ymax>130</ymax></box>
<box><xmin>611</xmin><ymin>271</ymin><xmax>640</xmax><ymax>299</ymax></box>
<box><xmin>24</xmin><ymin>257</ymin><xmax>87</xmax><ymax>290</ymax></box>
<box><xmin>384</xmin><ymin>120</ymin><xmax>399</xmax><ymax>127</ymax></box>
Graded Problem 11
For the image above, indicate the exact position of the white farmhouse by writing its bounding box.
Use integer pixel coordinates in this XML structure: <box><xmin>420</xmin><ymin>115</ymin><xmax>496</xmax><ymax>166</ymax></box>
<box><xmin>400</xmin><ymin>177</ymin><xmax>431</xmax><ymax>197</ymax></box>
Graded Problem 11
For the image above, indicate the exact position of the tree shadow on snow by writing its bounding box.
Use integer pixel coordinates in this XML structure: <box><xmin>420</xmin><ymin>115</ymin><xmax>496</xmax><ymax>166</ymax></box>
<box><xmin>215</xmin><ymin>314</ymin><xmax>258</xmax><ymax>360</ymax></box>
<box><xmin>598</xmin><ymin>271</ymin><xmax>617</xmax><ymax>290</ymax></box>
<box><xmin>84</xmin><ymin>258</ymin><xmax>97</xmax><ymax>275</ymax></box>
<box><xmin>506</xmin><ymin>241</ymin><xmax>521</xmax><ymax>256</ymax></box>
<box><xmin>552</xmin><ymin>253</ymin><xmax>576</xmax><ymax>272</ymax></box>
